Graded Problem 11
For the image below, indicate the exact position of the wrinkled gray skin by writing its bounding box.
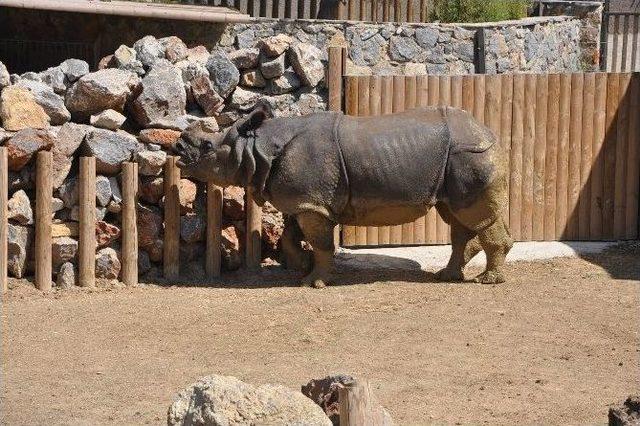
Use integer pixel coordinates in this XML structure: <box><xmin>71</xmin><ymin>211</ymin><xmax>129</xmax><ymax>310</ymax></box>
<box><xmin>175</xmin><ymin>107</ymin><xmax>513</xmax><ymax>288</ymax></box>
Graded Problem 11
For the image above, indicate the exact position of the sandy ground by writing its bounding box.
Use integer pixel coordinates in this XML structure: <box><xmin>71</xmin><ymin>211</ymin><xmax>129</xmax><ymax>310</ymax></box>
<box><xmin>1</xmin><ymin>243</ymin><xmax>639</xmax><ymax>425</ymax></box>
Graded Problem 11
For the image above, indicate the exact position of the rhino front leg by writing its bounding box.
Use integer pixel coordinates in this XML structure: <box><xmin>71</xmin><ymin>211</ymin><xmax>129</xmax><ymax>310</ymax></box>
<box><xmin>295</xmin><ymin>211</ymin><xmax>336</xmax><ymax>289</ymax></box>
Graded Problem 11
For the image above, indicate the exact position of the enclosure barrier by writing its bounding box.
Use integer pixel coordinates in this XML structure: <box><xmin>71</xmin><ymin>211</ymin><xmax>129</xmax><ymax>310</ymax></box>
<box><xmin>602</xmin><ymin>11</ymin><xmax>640</xmax><ymax>72</ymax></box>
<box><xmin>1</xmin><ymin>147</ymin><xmax>8</xmax><ymax>292</ymax></box>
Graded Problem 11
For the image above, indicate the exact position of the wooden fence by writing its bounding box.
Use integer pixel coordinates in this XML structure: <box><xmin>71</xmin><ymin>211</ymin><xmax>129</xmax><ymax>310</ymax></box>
<box><xmin>333</xmin><ymin>70</ymin><xmax>640</xmax><ymax>247</ymax></box>
<box><xmin>602</xmin><ymin>12</ymin><xmax>640</xmax><ymax>72</ymax></box>
<box><xmin>0</xmin><ymin>150</ymin><xmax>262</xmax><ymax>291</ymax></box>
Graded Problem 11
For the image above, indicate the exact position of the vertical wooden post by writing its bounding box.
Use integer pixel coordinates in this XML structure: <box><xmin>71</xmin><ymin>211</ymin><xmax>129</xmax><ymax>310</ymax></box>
<box><xmin>206</xmin><ymin>182</ymin><xmax>223</xmax><ymax>278</ymax></box>
<box><xmin>78</xmin><ymin>156</ymin><xmax>96</xmax><ymax>287</ymax></box>
<box><xmin>35</xmin><ymin>151</ymin><xmax>52</xmax><ymax>291</ymax></box>
<box><xmin>121</xmin><ymin>162</ymin><xmax>138</xmax><ymax>286</ymax></box>
<box><xmin>164</xmin><ymin>156</ymin><xmax>180</xmax><ymax>280</ymax></box>
<box><xmin>245</xmin><ymin>188</ymin><xmax>262</xmax><ymax>271</ymax></box>
<box><xmin>0</xmin><ymin>147</ymin><xmax>7</xmax><ymax>292</ymax></box>
<box><xmin>328</xmin><ymin>46</ymin><xmax>344</xmax><ymax>113</ymax></box>
<box><xmin>338</xmin><ymin>379</ymin><xmax>393</xmax><ymax>426</ymax></box>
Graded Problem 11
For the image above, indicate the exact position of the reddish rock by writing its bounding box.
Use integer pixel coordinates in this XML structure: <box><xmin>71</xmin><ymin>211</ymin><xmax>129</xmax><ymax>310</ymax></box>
<box><xmin>261</xmin><ymin>203</ymin><xmax>283</xmax><ymax>258</ymax></box>
<box><xmin>95</xmin><ymin>247</ymin><xmax>121</xmax><ymax>279</ymax></box>
<box><xmin>139</xmin><ymin>176</ymin><xmax>164</xmax><ymax>205</ymax></box>
<box><xmin>95</xmin><ymin>221</ymin><xmax>121</xmax><ymax>248</ymax></box>
<box><xmin>179</xmin><ymin>179</ymin><xmax>197</xmax><ymax>214</ymax></box>
<box><xmin>221</xmin><ymin>225</ymin><xmax>242</xmax><ymax>271</ymax></box>
<box><xmin>223</xmin><ymin>186</ymin><xmax>245</xmax><ymax>221</ymax></box>
<box><xmin>138</xmin><ymin>128</ymin><xmax>181</xmax><ymax>148</ymax></box>
<box><xmin>5</xmin><ymin>128</ymin><xmax>55</xmax><ymax>171</ymax></box>
<box><xmin>191</xmin><ymin>74</ymin><xmax>225</xmax><ymax>116</ymax></box>
<box><xmin>98</xmin><ymin>54</ymin><xmax>115</xmax><ymax>70</ymax></box>
<box><xmin>138</xmin><ymin>204</ymin><xmax>163</xmax><ymax>248</ymax></box>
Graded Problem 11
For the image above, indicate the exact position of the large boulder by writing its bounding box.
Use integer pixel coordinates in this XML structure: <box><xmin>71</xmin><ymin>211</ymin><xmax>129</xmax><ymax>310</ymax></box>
<box><xmin>180</xmin><ymin>213</ymin><xmax>206</xmax><ymax>243</ymax></box>
<box><xmin>16</xmin><ymin>79</ymin><xmax>71</xmax><ymax>125</ymax></box>
<box><xmin>131</xmin><ymin>64</ymin><xmax>186</xmax><ymax>127</ymax></box>
<box><xmin>113</xmin><ymin>45</ymin><xmax>145</xmax><ymax>75</ymax></box>
<box><xmin>95</xmin><ymin>247</ymin><xmax>121</xmax><ymax>279</ymax></box>
<box><xmin>228</xmin><ymin>48</ymin><xmax>260</xmax><ymax>70</ymax></box>
<box><xmin>167</xmin><ymin>375</ymin><xmax>331</xmax><ymax>426</ymax></box>
<box><xmin>133</xmin><ymin>35</ymin><xmax>166</xmax><ymax>69</ymax></box>
<box><xmin>138</xmin><ymin>204</ymin><xmax>163</xmax><ymax>248</ymax></box>
<box><xmin>223</xmin><ymin>186</ymin><xmax>245</xmax><ymax>220</ymax></box>
<box><xmin>289</xmin><ymin>42</ymin><xmax>325</xmax><ymax>87</ymax></box>
<box><xmin>55</xmin><ymin>122</ymin><xmax>91</xmax><ymax>156</ymax></box>
<box><xmin>65</xmin><ymin>69</ymin><xmax>140</xmax><ymax>120</ymax></box>
<box><xmin>7</xmin><ymin>189</ymin><xmax>33</xmax><ymax>225</ymax></box>
<box><xmin>206</xmin><ymin>50</ymin><xmax>239</xmax><ymax>99</ymax></box>
<box><xmin>0</xmin><ymin>86</ymin><xmax>50</xmax><ymax>131</ymax></box>
<box><xmin>83</xmin><ymin>129</ymin><xmax>139</xmax><ymax>174</ymax></box>
<box><xmin>5</xmin><ymin>127</ymin><xmax>55</xmax><ymax>171</ymax></box>
<box><xmin>59</xmin><ymin>58</ymin><xmax>89</xmax><ymax>83</ymax></box>
<box><xmin>95</xmin><ymin>221</ymin><xmax>120</xmax><ymax>248</ymax></box>
<box><xmin>51</xmin><ymin>149</ymin><xmax>73</xmax><ymax>189</ymax></box>
<box><xmin>139</xmin><ymin>176</ymin><xmax>164</xmax><ymax>204</ymax></box>
<box><xmin>7</xmin><ymin>223</ymin><xmax>33</xmax><ymax>278</ymax></box>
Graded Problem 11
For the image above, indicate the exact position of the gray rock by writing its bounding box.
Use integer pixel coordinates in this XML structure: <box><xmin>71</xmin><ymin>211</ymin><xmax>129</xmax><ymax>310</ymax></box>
<box><xmin>415</xmin><ymin>27</ymin><xmax>439</xmax><ymax>49</ymax></box>
<box><xmin>95</xmin><ymin>247</ymin><xmax>121</xmax><ymax>279</ymax></box>
<box><xmin>138</xmin><ymin>250</ymin><xmax>151</xmax><ymax>275</ymax></box>
<box><xmin>180</xmin><ymin>214</ymin><xmax>206</xmax><ymax>243</ymax></box>
<box><xmin>236</xmin><ymin>28</ymin><xmax>256</xmax><ymax>49</ymax></box>
<box><xmin>51</xmin><ymin>197</ymin><xmax>64</xmax><ymax>212</ymax></box>
<box><xmin>438</xmin><ymin>31</ymin><xmax>452</xmax><ymax>43</ymax></box>
<box><xmin>16</xmin><ymin>79</ymin><xmax>71</xmax><ymax>125</ymax></box>
<box><xmin>389</xmin><ymin>36</ymin><xmax>421</xmax><ymax>61</ymax></box>
<box><xmin>347</xmin><ymin>30</ymin><xmax>385</xmax><ymax>67</ymax></box>
<box><xmin>259</xmin><ymin>34</ymin><xmax>294</xmax><ymax>57</ymax></box>
<box><xmin>453</xmin><ymin>40</ymin><xmax>475</xmax><ymax>62</ymax></box>
<box><xmin>20</xmin><ymin>72</ymin><xmax>40</xmax><ymax>82</ymax></box>
<box><xmin>69</xmin><ymin>206</ymin><xmax>107</xmax><ymax>222</ymax></box>
<box><xmin>525</xmin><ymin>32</ymin><xmax>540</xmax><ymax>62</ymax></box>
<box><xmin>7</xmin><ymin>224</ymin><xmax>33</xmax><ymax>278</ymax></box>
<box><xmin>133</xmin><ymin>35</ymin><xmax>166</xmax><ymax>69</ymax></box>
<box><xmin>131</xmin><ymin>64</ymin><xmax>187</xmax><ymax>127</ymax></box>
<box><xmin>137</xmin><ymin>150</ymin><xmax>167</xmax><ymax>176</ymax></box>
<box><xmin>167</xmin><ymin>375</ymin><xmax>332</xmax><ymax>426</ymax></box>
<box><xmin>113</xmin><ymin>45</ymin><xmax>145</xmax><ymax>76</ymax></box>
<box><xmin>83</xmin><ymin>129</ymin><xmax>139</xmax><ymax>175</ymax></box>
<box><xmin>58</xmin><ymin>177</ymin><xmax>78</xmax><ymax>208</ymax></box>
<box><xmin>90</xmin><ymin>109</ymin><xmax>126</xmax><ymax>130</ymax></box>
<box><xmin>160</xmin><ymin>36</ymin><xmax>188</xmax><ymax>63</ymax></box>
<box><xmin>96</xmin><ymin>175</ymin><xmax>113</xmax><ymax>207</ymax></box>
<box><xmin>52</xmin><ymin>236</ymin><xmax>78</xmax><ymax>269</ymax></box>
<box><xmin>229</xmin><ymin>87</ymin><xmax>261</xmax><ymax>111</ymax></box>
<box><xmin>40</xmin><ymin>66</ymin><xmax>67</xmax><ymax>94</ymax></box>
<box><xmin>109</xmin><ymin>177</ymin><xmax>122</xmax><ymax>204</ymax></box>
<box><xmin>206</xmin><ymin>50</ymin><xmax>240</xmax><ymax>99</ymax></box>
<box><xmin>51</xmin><ymin>148</ymin><xmax>73</xmax><ymax>189</ymax></box>
<box><xmin>0</xmin><ymin>61</ymin><xmax>10</xmax><ymax>89</ymax></box>
<box><xmin>260</xmin><ymin>54</ymin><xmax>286</xmax><ymax>79</ymax></box>
<box><xmin>55</xmin><ymin>122</ymin><xmax>90</xmax><ymax>156</ymax></box>
<box><xmin>7</xmin><ymin>189</ymin><xmax>33</xmax><ymax>225</ymax></box>
<box><xmin>148</xmin><ymin>114</ymin><xmax>211</xmax><ymax>132</ymax></box>
<box><xmin>267</xmin><ymin>69</ymin><xmax>301</xmax><ymax>95</ymax></box>
<box><xmin>65</xmin><ymin>69</ymin><xmax>140</xmax><ymax>119</ymax></box>
<box><xmin>56</xmin><ymin>262</ymin><xmax>76</xmax><ymax>288</ymax></box>
<box><xmin>228</xmin><ymin>48</ymin><xmax>260</xmax><ymax>70</ymax></box>
<box><xmin>59</xmin><ymin>59</ymin><xmax>89</xmax><ymax>83</ymax></box>
<box><xmin>288</xmin><ymin>43</ymin><xmax>324</xmax><ymax>87</ymax></box>
<box><xmin>454</xmin><ymin>27</ymin><xmax>474</xmax><ymax>40</ymax></box>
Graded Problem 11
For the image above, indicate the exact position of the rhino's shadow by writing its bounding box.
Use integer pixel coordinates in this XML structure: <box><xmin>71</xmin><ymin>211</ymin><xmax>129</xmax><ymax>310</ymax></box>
<box><xmin>151</xmin><ymin>252</ymin><xmax>438</xmax><ymax>289</ymax></box>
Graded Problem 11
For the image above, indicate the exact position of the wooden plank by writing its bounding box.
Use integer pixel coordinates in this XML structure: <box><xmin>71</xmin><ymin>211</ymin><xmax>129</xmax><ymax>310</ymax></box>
<box><xmin>603</xmin><ymin>73</ymin><xmax>619</xmax><ymax>239</ymax></box>
<box><xmin>509</xmin><ymin>74</ymin><xmax>524</xmax><ymax>241</ymax></box>
<box><xmin>391</xmin><ymin>75</ymin><xmax>406</xmax><ymax>245</ymax></box>
<box><xmin>499</xmin><ymin>74</ymin><xmax>513</xmax><ymax>225</ymax></box>
<box><xmin>625</xmin><ymin>73</ymin><xmax>640</xmax><ymax>238</ymax></box>
<box><xmin>0</xmin><ymin>147</ymin><xmax>7</xmax><ymax>292</ymax></box>
<box><xmin>473</xmin><ymin>74</ymin><xmax>485</xmax><ymax>124</ymax></box>
<box><xmin>634</xmin><ymin>16</ymin><xmax>640</xmax><ymax>71</ymax></box>
<box><xmin>521</xmin><ymin>74</ymin><xmax>536</xmax><ymax>241</ymax></box>
<box><xmin>567</xmin><ymin>73</ymin><xmax>584</xmax><ymax>240</ymax></box>
<box><xmin>437</xmin><ymin>75</ymin><xmax>451</xmax><ymax>244</ymax></box>
<box><xmin>163</xmin><ymin>156</ymin><xmax>180</xmax><ymax>279</ymax></box>
<box><xmin>377</xmin><ymin>76</ymin><xmax>394</xmax><ymax>246</ymax></box>
<box><xmin>614</xmin><ymin>73</ymin><xmax>631</xmax><ymax>238</ymax></box>
<box><xmin>544</xmin><ymin>74</ymin><xmax>560</xmax><ymax>240</ymax></box>
<box><xmin>328</xmin><ymin>47</ymin><xmax>343</xmax><ymax>112</ymax></box>
<box><xmin>206</xmin><ymin>183</ymin><xmax>223</xmax><ymax>278</ymax></box>
<box><xmin>579</xmin><ymin>73</ymin><xmax>595</xmax><ymax>239</ymax></box>
<box><xmin>612</xmin><ymin>16</ymin><xmax>621</xmax><ymax>72</ymax></box>
<box><xmin>406</xmin><ymin>0</ymin><xmax>414</xmax><ymax>22</ymax></box>
<box><xmin>355</xmin><ymin>75</ymin><xmax>370</xmax><ymax>246</ymax></box>
<box><xmin>78</xmin><ymin>156</ymin><xmax>95</xmax><ymax>288</ymax></box>
<box><xmin>245</xmin><ymin>188</ymin><xmax>262</xmax><ymax>270</ymax></box>
<box><xmin>121</xmin><ymin>162</ymin><xmax>138</xmax><ymax>286</ymax></box>
<box><xmin>425</xmin><ymin>75</ymin><xmax>440</xmax><ymax>244</ymax></box>
<box><xmin>342</xmin><ymin>77</ymin><xmax>358</xmax><ymax>246</ymax></box>
<box><xmin>607</xmin><ymin>16</ymin><xmax>615</xmax><ymax>72</ymax></box>
<box><xmin>590</xmin><ymin>73</ymin><xmax>608</xmax><ymax>239</ymax></box>
<box><xmin>484</xmin><ymin>74</ymin><xmax>502</xmax><ymax>141</ymax></box>
<box><xmin>556</xmin><ymin>73</ymin><xmax>571</xmax><ymax>239</ymax></box>
<box><xmin>462</xmin><ymin>75</ymin><xmax>474</xmax><ymax>114</ymax></box>
<box><xmin>533</xmin><ymin>74</ymin><xmax>547</xmax><ymax>241</ymax></box>
<box><xmin>35</xmin><ymin>151</ymin><xmax>53</xmax><ymax>291</ymax></box>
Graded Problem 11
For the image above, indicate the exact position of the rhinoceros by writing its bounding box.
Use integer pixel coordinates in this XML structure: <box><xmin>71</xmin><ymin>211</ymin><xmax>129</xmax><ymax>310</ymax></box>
<box><xmin>174</xmin><ymin>106</ymin><xmax>513</xmax><ymax>287</ymax></box>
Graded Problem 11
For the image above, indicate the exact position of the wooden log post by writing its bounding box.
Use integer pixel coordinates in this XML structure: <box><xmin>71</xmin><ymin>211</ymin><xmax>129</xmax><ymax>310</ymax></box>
<box><xmin>78</xmin><ymin>156</ymin><xmax>96</xmax><ymax>287</ymax></box>
<box><xmin>121</xmin><ymin>162</ymin><xmax>138</xmax><ymax>286</ymax></box>
<box><xmin>328</xmin><ymin>46</ymin><xmax>344</xmax><ymax>248</ymax></box>
<box><xmin>35</xmin><ymin>151</ymin><xmax>53</xmax><ymax>291</ymax></box>
<box><xmin>338</xmin><ymin>379</ymin><xmax>393</xmax><ymax>426</ymax></box>
<box><xmin>0</xmin><ymin>147</ymin><xmax>7</xmax><ymax>292</ymax></box>
<box><xmin>245</xmin><ymin>188</ymin><xmax>262</xmax><ymax>271</ymax></box>
<box><xmin>206</xmin><ymin>182</ymin><xmax>223</xmax><ymax>278</ymax></box>
<box><xmin>164</xmin><ymin>156</ymin><xmax>180</xmax><ymax>280</ymax></box>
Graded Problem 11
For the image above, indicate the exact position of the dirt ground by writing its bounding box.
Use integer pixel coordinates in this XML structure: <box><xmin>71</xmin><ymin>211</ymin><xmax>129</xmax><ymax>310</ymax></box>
<box><xmin>1</xmin><ymin>244</ymin><xmax>639</xmax><ymax>425</ymax></box>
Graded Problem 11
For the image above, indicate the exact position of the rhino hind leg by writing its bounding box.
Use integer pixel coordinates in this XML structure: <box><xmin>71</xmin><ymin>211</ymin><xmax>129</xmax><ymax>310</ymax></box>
<box><xmin>295</xmin><ymin>211</ymin><xmax>336</xmax><ymax>289</ymax></box>
<box><xmin>281</xmin><ymin>215</ymin><xmax>313</xmax><ymax>272</ymax></box>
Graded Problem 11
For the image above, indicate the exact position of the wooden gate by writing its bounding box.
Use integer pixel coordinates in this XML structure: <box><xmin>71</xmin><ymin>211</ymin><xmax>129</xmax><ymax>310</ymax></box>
<box><xmin>339</xmin><ymin>72</ymin><xmax>640</xmax><ymax>247</ymax></box>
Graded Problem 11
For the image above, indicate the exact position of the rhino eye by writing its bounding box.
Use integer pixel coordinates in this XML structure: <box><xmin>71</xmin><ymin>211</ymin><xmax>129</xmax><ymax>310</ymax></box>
<box><xmin>202</xmin><ymin>141</ymin><xmax>213</xmax><ymax>150</ymax></box>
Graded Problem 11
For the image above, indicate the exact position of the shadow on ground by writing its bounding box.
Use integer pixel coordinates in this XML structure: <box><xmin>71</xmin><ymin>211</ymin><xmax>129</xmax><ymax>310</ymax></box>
<box><xmin>578</xmin><ymin>241</ymin><xmax>640</xmax><ymax>281</ymax></box>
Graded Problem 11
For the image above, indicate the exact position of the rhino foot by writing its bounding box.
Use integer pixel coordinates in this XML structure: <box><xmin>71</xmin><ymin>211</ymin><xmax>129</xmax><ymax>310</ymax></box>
<box><xmin>435</xmin><ymin>267</ymin><xmax>465</xmax><ymax>282</ymax></box>
<box><xmin>473</xmin><ymin>270</ymin><xmax>505</xmax><ymax>284</ymax></box>
<box><xmin>301</xmin><ymin>271</ymin><xmax>328</xmax><ymax>289</ymax></box>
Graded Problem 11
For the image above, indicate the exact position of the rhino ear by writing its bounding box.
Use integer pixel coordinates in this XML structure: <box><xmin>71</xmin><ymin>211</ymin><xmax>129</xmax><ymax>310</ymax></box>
<box><xmin>236</xmin><ymin>106</ymin><xmax>270</xmax><ymax>136</ymax></box>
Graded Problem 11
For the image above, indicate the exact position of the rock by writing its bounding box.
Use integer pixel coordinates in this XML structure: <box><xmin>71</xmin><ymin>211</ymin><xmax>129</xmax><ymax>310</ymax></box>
<box><xmin>259</xmin><ymin>34</ymin><xmax>294</xmax><ymax>58</ymax></box>
<box><xmin>267</xmin><ymin>69</ymin><xmax>301</xmax><ymax>95</ymax></box>
<box><xmin>179</xmin><ymin>179</ymin><xmax>197</xmax><ymax>214</ymax></box>
<box><xmin>206</xmin><ymin>50</ymin><xmax>240</xmax><ymax>99</ymax></box>
<box><xmin>15</xmin><ymin>79</ymin><xmax>71</xmax><ymax>125</ymax></box>
<box><xmin>186</xmin><ymin>46</ymin><xmax>210</xmax><ymax>64</ymax></box>
<box><xmin>138</xmin><ymin>250</ymin><xmax>152</xmax><ymax>275</ymax></box>
<box><xmin>56</xmin><ymin>262</ymin><xmax>76</xmax><ymax>288</ymax></box>
<box><xmin>139</xmin><ymin>176</ymin><xmax>164</xmax><ymax>204</ymax></box>
<box><xmin>289</xmin><ymin>42</ymin><xmax>324</xmax><ymax>87</ymax></box>
<box><xmin>346</xmin><ymin>28</ymin><xmax>385</xmax><ymax>67</ymax></box>
<box><xmin>98</xmin><ymin>54</ymin><xmax>114</xmax><ymax>70</ymax></box>
<box><xmin>51</xmin><ymin>197</ymin><xmax>64</xmax><ymax>212</ymax></box>
<box><xmin>0</xmin><ymin>86</ymin><xmax>50</xmax><ymax>131</ymax></box>
<box><xmin>90</xmin><ymin>109</ymin><xmax>126</xmax><ymax>130</ymax></box>
<box><xmin>5</xmin><ymin>127</ymin><xmax>55</xmax><ymax>171</ymax></box>
<box><xmin>0</xmin><ymin>128</ymin><xmax>15</xmax><ymax>144</ymax></box>
<box><xmin>294</xmin><ymin>91</ymin><xmax>327</xmax><ymax>115</ymax></box>
<box><xmin>133</xmin><ymin>35</ymin><xmax>166</xmax><ymax>69</ymax></box>
<box><xmin>69</xmin><ymin>206</ymin><xmax>106</xmax><ymax>222</ymax></box>
<box><xmin>389</xmin><ymin>36</ymin><xmax>421</xmax><ymax>61</ymax></box>
<box><xmin>180</xmin><ymin>242</ymin><xmax>205</xmax><ymax>263</ymax></box>
<box><xmin>95</xmin><ymin>221</ymin><xmax>120</xmax><ymax>248</ymax></box>
<box><xmin>415</xmin><ymin>28</ymin><xmax>439</xmax><ymax>48</ymax></box>
<box><xmin>138</xmin><ymin>204</ymin><xmax>163</xmax><ymax>248</ymax></box>
<box><xmin>107</xmin><ymin>200</ymin><xmax>121</xmax><ymax>214</ymax></box>
<box><xmin>55</xmin><ymin>122</ymin><xmax>90</xmax><ymax>156</ymax></box>
<box><xmin>260</xmin><ymin>54</ymin><xmax>286</xmax><ymax>79</ymax></box>
<box><xmin>454</xmin><ymin>40</ymin><xmax>475</xmax><ymax>63</ymax></box>
<box><xmin>52</xmin><ymin>236</ymin><xmax>78</xmax><ymax>269</ymax></box>
<box><xmin>167</xmin><ymin>375</ymin><xmax>332</xmax><ymax>426</ymax></box>
<box><xmin>229</xmin><ymin>87</ymin><xmax>261</xmax><ymax>111</ymax></box>
<box><xmin>145</xmin><ymin>238</ymin><xmax>164</xmax><ymax>263</ymax></box>
<box><xmin>95</xmin><ymin>175</ymin><xmax>112</xmax><ymax>206</ymax></box>
<box><xmin>262</xmin><ymin>204</ymin><xmax>283</xmax><ymax>258</ymax></box>
<box><xmin>113</xmin><ymin>45</ymin><xmax>145</xmax><ymax>75</ymax></box>
<box><xmin>8</xmin><ymin>224</ymin><xmax>33</xmax><ymax>278</ymax></box>
<box><xmin>59</xmin><ymin>59</ymin><xmax>89</xmax><ymax>83</ymax></box>
<box><xmin>138</xmin><ymin>128</ymin><xmax>181</xmax><ymax>149</ymax></box>
<box><xmin>131</xmin><ymin>64</ymin><xmax>186</xmax><ymax>127</ymax></box>
<box><xmin>223</xmin><ymin>186</ymin><xmax>245</xmax><ymax>220</ymax></box>
<box><xmin>160</xmin><ymin>36</ymin><xmax>188</xmax><ymax>63</ymax></box>
<box><xmin>109</xmin><ymin>176</ymin><xmax>122</xmax><ymax>203</ymax></box>
<box><xmin>58</xmin><ymin>177</ymin><xmax>78</xmax><ymax>208</ymax></box>
<box><xmin>39</xmin><ymin>66</ymin><xmax>67</xmax><ymax>94</ymax></box>
<box><xmin>184</xmin><ymin>117</ymin><xmax>219</xmax><ymax>134</ymax></box>
<box><xmin>83</xmin><ymin>129</ymin><xmax>139</xmax><ymax>175</ymax></box>
<box><xmin>7</xmin><ymin>189</ymin><xmax>33</xmax><ymax>225</ymax></box>
<box><xmin>301</xmin><ymin>375</ymin><xmax>355</xmax><ymax>425</ymax></box>
<box><xmin>609</xmin><ymin>395</ymin><xmax>640</xmax><ymax>425</ymax></box>
<box><xmin>137</xmin><ymin>150</ymin><xmax>167</xmax><ymax>176</ymax></box>
<box><xmin>228</xmin><ymin>48</ymin><xmax>260</xmax><ymax>70</ymax></box>
<box><xmin>240</xmin><ymin>69</ymin><xmax>266</xmax><ymax>88</ymax></box>
<box><xmin>180</xmin><ymin>213</ymin><xmax>205</xmax><ymax>243</ymax></box>
<box><xmin>221</xmin><ymin>225</ymin><xmax>242</xmax><ymax>271</ymax></box>
<box><xmin>51</xmin><ymin>148</ymin><xmax>73</xmax><ymax>189</ymax></box>
<box><xmin>52</xmin><ymin>222</ymin><xmax>78</xmax><ymax>238</ymax></box>
<box><xmin>190</xmin><ymin>75</ymin><xmax>225</xmax><ymax>116</ymax></box>
<box><xmin>95</xmin><ymin>247</ymin><xmax>121</xmax><ymax>279</ymax></box>
<box><xmin>0</xmin><ymin>61</ymin><xmax>9</xmax><ymax>89</ymax></box>
<box><xmin>236</xmin><ymin>28</ymin><xmax>256</xmax><ymax>49</ymax></box>
<box><xmin>65</xmin><ymin>69</ymin><xmax>140</xmax><ymax>119</ymax></box>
